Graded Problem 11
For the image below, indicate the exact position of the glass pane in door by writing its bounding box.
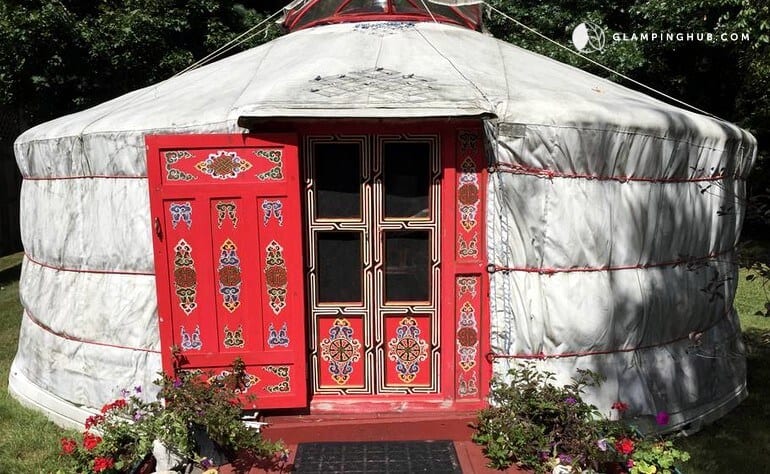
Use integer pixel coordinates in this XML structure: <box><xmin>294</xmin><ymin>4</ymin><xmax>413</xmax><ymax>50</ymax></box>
<box><xmin>384</xmin><ymin>230</ymin><xmax>430</xmax><ymax>302</ymax></box>
<box><xmin>383</xmin><ymin>142</ymin><xmax>430</xmax><ymax>219</ymax></box>
<box><xmin>314</xmin><ymin>143</ymin><xmax>362</xmax><ymax>219</ymax></box>
<box><xmin>316</xmin><ymin>231</ymin><xmax>362</xmax><ymax>303</ymax></box>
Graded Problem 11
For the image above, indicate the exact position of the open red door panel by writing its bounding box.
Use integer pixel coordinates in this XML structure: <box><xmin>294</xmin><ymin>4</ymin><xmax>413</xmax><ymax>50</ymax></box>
<box><xmin>146</xmin><ymin>133</ymin><xmax>306</xmax><ymax>410</ymax></box>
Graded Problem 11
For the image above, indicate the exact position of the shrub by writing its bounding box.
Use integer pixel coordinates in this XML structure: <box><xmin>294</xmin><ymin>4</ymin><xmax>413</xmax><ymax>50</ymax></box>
<box><xmin>473</xmin><ymin>362</ymin><xmax>690</xmax><ymax>474</ymax></box>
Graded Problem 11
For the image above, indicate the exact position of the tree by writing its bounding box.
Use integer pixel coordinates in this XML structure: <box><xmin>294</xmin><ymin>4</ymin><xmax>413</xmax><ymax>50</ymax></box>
<box><xmin>0</xmin><ymin>0</ymin><xmax>283</xmax><ymax>126</ymax></box>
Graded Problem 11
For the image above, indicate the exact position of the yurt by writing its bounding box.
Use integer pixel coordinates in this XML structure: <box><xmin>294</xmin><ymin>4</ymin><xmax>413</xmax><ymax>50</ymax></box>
<box><xmin>10</xmin><ymin>0</ymin><xmax>757</xmax><ymax>433</ymax></box>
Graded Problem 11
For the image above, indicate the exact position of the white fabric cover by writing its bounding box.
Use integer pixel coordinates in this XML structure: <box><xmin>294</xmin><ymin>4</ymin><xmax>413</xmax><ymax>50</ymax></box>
<box><xmin>11</xmin><ymin>21</ymin><xmax>756</xmax><ymax>430</ymax></box>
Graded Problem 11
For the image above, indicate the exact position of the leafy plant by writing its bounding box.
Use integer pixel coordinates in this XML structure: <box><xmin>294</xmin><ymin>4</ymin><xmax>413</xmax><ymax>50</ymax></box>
<box><xmin>473</xmin><ymin>362</ymin><xmax>690</xmax><ymax>474</ymax></box>
<box><xmin>628</xmin><ymin>440</ymin><xmax>690</xmax><ymax>474</ymax></box>
<box><xmin>58</xmin><ymin>357</ymin><xmax>283</xmax><ymax>473</ymax></box>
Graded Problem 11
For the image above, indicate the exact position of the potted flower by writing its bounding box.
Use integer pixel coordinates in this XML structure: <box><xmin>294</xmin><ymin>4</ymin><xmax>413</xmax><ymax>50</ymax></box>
<box><xmin>472</xmin><ymin>362</ymin><xmax>691</xmax><ymax>474</ymax></box>
<box><xmin>58</xmin><ymin>358</ymin><xmax>284</xmax><ymax>473</ymax></box>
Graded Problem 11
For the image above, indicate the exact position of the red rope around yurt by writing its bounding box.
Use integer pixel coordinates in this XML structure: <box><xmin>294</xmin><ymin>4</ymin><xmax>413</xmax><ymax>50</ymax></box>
<box><xmin>24</xmin><ymin>253</ymin><xmax>155</xmax><ymax>276</ymax></box>
<box><xmin>23</xmin><ymin>308</ymin><xmax>161</xmax><ymax>354</ymax></box>
<box><xmin>488</xmin><ymin>250</ymin><xmax>734</xmax><ymax>275</ymax></box>
<box><xmin>485</xmin><ymin>305</ymin><xmax>736</xmax><ymax>362</ymax></box>
<box><xmin>492</xmin><ymin>162</ymin><xmax>744</xmax><ymax>184</ymax></box>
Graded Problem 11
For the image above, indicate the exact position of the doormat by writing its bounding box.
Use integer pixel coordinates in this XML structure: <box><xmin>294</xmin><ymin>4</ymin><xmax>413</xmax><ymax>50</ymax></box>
<box><xmin>293</xmin><ymin>440</ymin><xmax>462</xmax><ymax>473</ymax></box>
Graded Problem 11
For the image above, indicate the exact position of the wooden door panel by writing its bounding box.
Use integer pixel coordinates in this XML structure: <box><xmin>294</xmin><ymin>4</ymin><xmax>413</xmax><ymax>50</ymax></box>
<box><xmin>147</xmin><ymin>134</ymin><xmax>307</xmax><ymax>410</ymax></box>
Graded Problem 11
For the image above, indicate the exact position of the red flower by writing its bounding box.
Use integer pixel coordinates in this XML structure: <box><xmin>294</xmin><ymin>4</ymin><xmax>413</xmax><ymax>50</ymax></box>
<box><xmin>611</xmin><ymin>401</ymin><xmax>629</xmax><ymax>412</ymax></box>
<box><xmin>615</xmin><ymin>438</ymin><xmax>635</xmax><ymax>455</ymax></box>
<box><xmin>83</xmin><ymin>432</ymin><xmax>102</xmax><ymax>451</ymax></box>
<box><xmin>60</xmin><ymin>437</ymin><xmax>77</xmax><ymax>455</ymax></box>
<box><xmin>100</xmin><ymin>398</ymin><xmax>127</xmax><ymax>413</ymax></box>
<box><xmin>85</xmin><ymin>414</ymin><xmax>104</xmax><ymax>430</ymax></box>
<box><xmin>93</xmin><ymin>456</ymin><xmax>115</xmax><ymax>472</ymax></box>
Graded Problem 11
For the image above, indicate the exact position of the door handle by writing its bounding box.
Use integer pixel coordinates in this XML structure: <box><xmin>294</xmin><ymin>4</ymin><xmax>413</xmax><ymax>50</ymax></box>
<box><xmin>154</xmin><ymin>217</ymin><xmax>163</xmax><ymax>241</ymax></box>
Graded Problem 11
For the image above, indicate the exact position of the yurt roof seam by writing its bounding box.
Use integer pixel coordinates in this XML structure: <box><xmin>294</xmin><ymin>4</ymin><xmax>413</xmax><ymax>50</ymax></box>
<box><xmin>14</xmin><ymin>121</ymin><xmax>752</xmax><ymax>152</ymax></box>
<box><xmin>413</xmin><ymin>27</ymin><xmax>493</xmax><ymax>107</ymax></box>
<box><xmin>226</xmin><ymin>41</ymin><xmax>277</xmax><ymax>117</ymax></box>
<box><xmin>510</xmin><ymin>123</ymin><xmax>754</xmax><ymax>151</ymax></box>
<box><xmin>488</xmin><ymin>305</ymin><xmax>736</xmax><ymax>360</ymax></box>
<box><xmin>24</xmin><ymin>254</ymin><xmax>155</xmax><ymax>277</ymax></box>
<box><xmin>15</xmin><ymin>119</ymin><xmax>240</xmax><ymax>146</ymax></box>
<box><xmin>489</xmin><ymin>248</ymin><xmax>736</xmax><ymax>275</ymax></box>
<box><xmin>23</xmin><ymin>309</ymin><xmax>161</xmax><ymax>354</ymax></box>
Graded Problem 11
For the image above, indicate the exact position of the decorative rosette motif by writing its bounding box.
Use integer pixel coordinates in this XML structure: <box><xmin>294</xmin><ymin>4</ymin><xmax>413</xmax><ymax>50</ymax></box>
<box><xmin>319</xmin><ymin>318</ymin><xmax>362</xmax><ymax>385</ymax></box>
<box><xmin>387</xmin><ymin>317</ymin><xmax>429</xmax><ymax>384</ymax></box>
<box><xmin>173</xmin><ymin>239</ymin><xmax>197</xmax><ymax>315</ymax></box>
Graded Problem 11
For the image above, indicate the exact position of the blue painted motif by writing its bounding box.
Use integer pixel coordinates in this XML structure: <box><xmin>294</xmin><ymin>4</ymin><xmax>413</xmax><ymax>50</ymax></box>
<box><xmin>169</xmin><ymin>202</ymin><xmax>192</xmax><ymax>229</ymax></box>
<box><xmin>180</xmin><ymin>325</ymin><xmax>202</xmax><ymax>351</ymax></box>
<box><xmin>261</xmin><ymin>200</ymin><xmax>284</xmax><ymax>226</ymax></box>
<box><xmin>267</xmin><ymin>322</ymin><xmax>290</xmax><ymax>348</ymax></box>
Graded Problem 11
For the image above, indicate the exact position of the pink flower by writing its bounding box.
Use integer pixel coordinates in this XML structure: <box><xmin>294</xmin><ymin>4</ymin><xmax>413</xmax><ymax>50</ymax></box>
<box><xmin>656</xmin><ymin>411</ymin><xmax>670</xmax><ymax>426</ymax></box>
<box><xmin>597</xmin><ymin>438</ymin><xmax>608</xmax><ymax>452</ymax></box>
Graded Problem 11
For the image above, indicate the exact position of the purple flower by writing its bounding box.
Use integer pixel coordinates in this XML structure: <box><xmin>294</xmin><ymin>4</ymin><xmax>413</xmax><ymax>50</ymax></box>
<box><xmin>538</xmin><ymin>451</ymin><xmax>550</xmax><ymax>461</ymax></box>
<box><xmin>596</xmin><ymin>438</ymin><xmax>608</xmax><ymax>452</ymax></box>
<box><xmin>656</xmin><ymin>411</ymin><xmax>670</xmax><ymax>426</ymax></box>
<box><xmin>200</xmin><ymin>458</ymin><xmax>213</xmax><ymax>469</ymax></box>
<box><xmin>120</xmin><ymin>388</ymin><xmax>130</xmax><ymax>397</ymax></box>
<box><xmin>564</xmin><ymin>397</ymin><xmax>577</xmax><ymax>405</ymax></box>
<box><xmin>134</xmin><ymin>386</ymin><xmax>142</xmax><ymax>393</ymax></box>
<box><xmin>133</xmin><ymin>410</ymin><xmax>145</xmax><ymax>421</ymax></box>
<box><xmin>173</xmin><ymin>378</ymin><xmax>183</xmax><ymax>388</ymax></box>
<box><xmin>559</xmin><ymin>454</ymin><xmax>573</xmax><ymax>465</ymax></box>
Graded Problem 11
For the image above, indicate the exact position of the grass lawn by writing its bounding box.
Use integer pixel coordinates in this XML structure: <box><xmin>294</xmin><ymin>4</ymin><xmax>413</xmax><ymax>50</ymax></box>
<box><xmin>0</xmin><ymin>253</ymin><xmax>76</xmax><ymax>473</ymax></box>
<box><xmin>677</xmin><ymin>266</ymin><xmax>770</xmax><ymax>473</ymax></box>
<box><xmin>0</xmin><ymin>253</ymin><xmax>768</xmax><ymax>472</ymax></box>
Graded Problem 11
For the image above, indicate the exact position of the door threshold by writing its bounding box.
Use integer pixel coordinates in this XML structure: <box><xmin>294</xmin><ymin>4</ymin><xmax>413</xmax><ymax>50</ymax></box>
<box><xmin>308</xmin><ymin>397</ymin><xmax>485</xmax><ymax>414</ymax></box>
<box><xmin>260</xmin><ymin>410</ymin><xmax>479</xmax><ymax>443</ymax></box>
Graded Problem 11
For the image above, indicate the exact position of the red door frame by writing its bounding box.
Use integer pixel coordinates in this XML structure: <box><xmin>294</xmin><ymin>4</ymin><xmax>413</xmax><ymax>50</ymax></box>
<box><xmin>146</xmin><ymin>121</ymin><xmax>491</xmax><ymax>413</ymax></box>
<box><xmin>289</xmin><ymin>120</ymin><xmax>491</xmax><ymax>412</ymax></box>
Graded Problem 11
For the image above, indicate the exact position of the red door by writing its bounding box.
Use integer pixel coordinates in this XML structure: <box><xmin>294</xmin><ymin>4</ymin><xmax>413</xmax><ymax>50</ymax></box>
<box><xmin>300</xmin><ymin>123</ymin><xmax>490</xmax><ymax>411</ymax></box>
<box><xmin>146</xmin><ymin>133</ymin><xmax>306</xmax><ymax>409</ymax></box>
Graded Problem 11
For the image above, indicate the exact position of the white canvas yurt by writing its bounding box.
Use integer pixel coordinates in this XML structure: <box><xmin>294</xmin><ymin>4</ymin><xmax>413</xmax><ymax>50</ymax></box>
<box><xmin>10</xmin><ymin>0</ymin><xmax>756</xmax><ymax>432</ymax></box>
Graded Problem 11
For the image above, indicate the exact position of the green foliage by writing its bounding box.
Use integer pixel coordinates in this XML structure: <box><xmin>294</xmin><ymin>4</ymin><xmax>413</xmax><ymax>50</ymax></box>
<box><xmin>0</xmin><ymin>1</ymin><xmax>282</xmax><ymax>126</ymax></box>
<box><xmin>629</xmin><ymin>440</ymin><xmax>690</xmax><ymax>474</ymax></box>
<box><xmin>473</xmin><ymin>363</ymin><xmax>691</xmax><ymax>474</ymax></box>
<box><xmin>58</xmin><ymin>358</ymin><xmax>283</xmax><ymax>473</ymax></box>
<box><xmin>157</xmin><ymin>356</ymin><xmax>280</xmax><ymax>458</ymax></box>
<box><xmin>473</xmin><ymin>362</ymin><xmax>616</xmax><ymax>472</ymax></box>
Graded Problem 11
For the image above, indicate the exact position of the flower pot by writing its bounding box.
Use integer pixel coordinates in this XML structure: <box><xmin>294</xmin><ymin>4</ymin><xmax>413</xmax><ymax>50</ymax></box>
<box><xmin>129</xmin><ymin>453</ymin><xmax>156</xmax><ymax>474</ymax></box>
<box><xmin>601</xmin><ymin>461</ymin><xmax>627</xmax><ymax>474</ymax></box>
<box><xmin>191</xmin><ymin>424</ymin><xmax>230</xmax><ymax>466</ymax></box>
